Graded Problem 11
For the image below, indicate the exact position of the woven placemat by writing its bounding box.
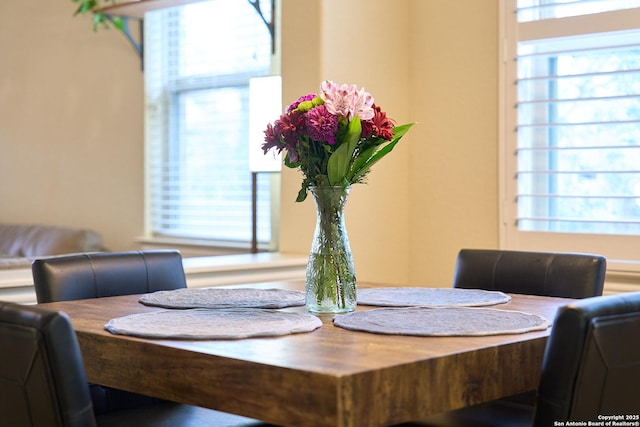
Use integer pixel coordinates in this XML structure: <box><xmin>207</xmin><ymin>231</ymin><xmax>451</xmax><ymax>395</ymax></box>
<box><xmin>356</xmin><ymin>287</ymin><xmax>511</xmax><ymax>307</ymax></box>
<box><xmin>105</xmin><ymin>308</ymin><xmax>322</xmax><ymax>340</ymax></box>
<box><xmin>333</xmin><ymin>306</ymin><xmax>550</xmax><ymax>336</ymax></box>
<box><xmin>139</xmin><ymin>288</ymin><xmax>305</xmax><ymax>309</ymax></box>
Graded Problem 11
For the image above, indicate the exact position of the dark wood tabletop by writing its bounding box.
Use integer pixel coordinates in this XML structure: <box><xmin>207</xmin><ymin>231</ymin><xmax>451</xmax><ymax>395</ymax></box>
<box><xmin>38</xmin><ymin>280</ymin><xmax>573</xmax><ymax>427</ymax></box>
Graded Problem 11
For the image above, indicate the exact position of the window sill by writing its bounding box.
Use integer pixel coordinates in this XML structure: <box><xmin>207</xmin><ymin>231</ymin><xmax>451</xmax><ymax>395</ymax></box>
<box><xmin>604</xmin><ymin>260</ymin><xmax>640</xmax><ymax>295</ymax></box>
<box><xmin>182</xmin><ymin>252</ymin><xmax>307</xmax><ymax>288</ymax></box>
<box><xmin>136</xmin><ymin>236</ymin><xmax>274</xmax><ymax>257</ymax></box>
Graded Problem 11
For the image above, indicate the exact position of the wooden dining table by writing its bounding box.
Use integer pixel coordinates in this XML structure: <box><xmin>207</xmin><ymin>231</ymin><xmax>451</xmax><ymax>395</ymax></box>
<box><xmin>37</xmin><ymin>280</ymin><xmax>573</xmax><ymax>427</ymax></box>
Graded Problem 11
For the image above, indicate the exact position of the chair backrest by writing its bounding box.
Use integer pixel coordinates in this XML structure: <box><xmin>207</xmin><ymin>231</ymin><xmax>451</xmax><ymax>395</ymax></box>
<box><xmin>452</xmin><ymin>249</ymin><xmax>606</xmax><ymax>298</ymax></box>
<box><xmin>32</xmin><ymin>250</ymin><xmax>187</xmax><ymax>303</ymax></box>
<box><xmin>0</xmin><ymin>301</ymin><xmax>96</xmax><ymax>427</ymax></box>
<box><xmin>534</xmin><ymin>291</ymin><xmax>640</xmax><ymax>425</ymax></box>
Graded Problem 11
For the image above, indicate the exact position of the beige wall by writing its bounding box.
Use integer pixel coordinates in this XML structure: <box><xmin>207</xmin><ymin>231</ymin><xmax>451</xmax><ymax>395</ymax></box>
<box><xmin>407</xmin><ymin>1</ymin><xmax>500</xmax><ymax>284</ymax></box>
<box><xmin>279</xmin><ymin>0</ymin><xmax>499</xmax><ymax>285</ymax></box>
<box><xmin>0</xmin><ymin>0</ymin><xmax>498</xmax><ymax>286</ymax></box>
<box><xmin>0</xmin><ymin>0</ymin><xmax>144</xmax><ymax>251</ymax></box>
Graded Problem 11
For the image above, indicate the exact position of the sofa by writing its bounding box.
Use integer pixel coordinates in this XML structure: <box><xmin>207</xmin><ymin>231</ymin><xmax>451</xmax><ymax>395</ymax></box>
<box><xmin>0</xmin><ymin>224</ymin><xmax>104</xmax><ymax>269</ymax></box>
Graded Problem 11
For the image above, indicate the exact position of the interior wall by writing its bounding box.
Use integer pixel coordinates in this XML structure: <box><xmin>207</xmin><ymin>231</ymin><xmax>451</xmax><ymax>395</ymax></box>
<box><xmin>279</xmin><ymin>0</ymin><xmax>499</xmax><ymax>286</ymax></box>
<box><xmin>0</xmin><ymin>0</ymin><xmax>499</xmax><ymax>287</ymax></box>
<box><xmin>407</xmin><ymin>0</ymin><xmax>500</xmax><ymax>285</ymax></box>
<box><xmin>0</xmin><ymin>0</ymin><xmax>144</xmax><ymax>252</ymax></box>
<box><xmin>278</xmin><ymin>0</ymin><xmax>322</xmax><ymax>261</ymax></box>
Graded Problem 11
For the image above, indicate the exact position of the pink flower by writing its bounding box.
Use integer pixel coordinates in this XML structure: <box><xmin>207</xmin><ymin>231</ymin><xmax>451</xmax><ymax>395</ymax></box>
<box><xmin>351</xmin><ymin>86</ymin><xmax>375</xmax><ymax>120</ymax></box>
<box><xmin>305</xmin><ymin>105</ymin><xmax>339</xmax><ymax>145</ymax></box>
<box><xmin>319</xmin><ymin>80</ymin><xmax>374</xmax><ymax>121</ymax></box>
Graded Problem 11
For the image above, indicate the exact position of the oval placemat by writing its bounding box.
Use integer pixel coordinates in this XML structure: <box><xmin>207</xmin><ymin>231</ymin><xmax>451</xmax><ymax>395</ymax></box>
<box><xmin>105</xmin><ymin>308</ymin><xmax>322</xmax><ymax>340</ymax></box>
<box><xmin>356</xmin><ymin>287</ymin><xmax>511</xmax><ymax>307</ymax></box>
<box><xmin>333</xmin><ymin>306</ymin><xmax>550</xmax><ymax>336</ymax></box>
<box><xmin>139</xmin><ymin>288</ymin><xmax>305</xmax><ymax>309</ymax></box>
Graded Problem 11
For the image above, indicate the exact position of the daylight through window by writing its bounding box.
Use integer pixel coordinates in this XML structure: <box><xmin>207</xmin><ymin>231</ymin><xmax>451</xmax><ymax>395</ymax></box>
<box><xmin>144</xmin><ymin>0</ymin><xmax>278</xmax><ymax>250</ymax></box>
<box><xmin>502</xmin><ymin>0</ymin><xmax>640</xmax><ymax>264</ymax></box>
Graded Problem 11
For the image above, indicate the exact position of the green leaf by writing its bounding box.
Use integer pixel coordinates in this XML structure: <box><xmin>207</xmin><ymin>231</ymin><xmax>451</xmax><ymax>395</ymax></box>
<box><xmin>350</xmin><ymin>142</ymin><xmax>396</xmax><ymax>183</ymax></box>
<box><xmin>389</xmin><ymin>122</ymin><xmax>415</xmax><ymax>140</ymax></box>
<box><xmin>347</xmin><ymin>144</ymin><xmax>379</xmax><ymax>182</ymax></box>
<box><xmin>350</xmin><ymin>122</ymin><xmax>416</xmax><ymax>183</ymax></box>
<box><xmin>326</xmin><ymin>142</ymin><xmax>349</xmax><ymax>186</ymax></box>
<box><xmin>296</xmin><ymin>186</ymin><xmax>308</xmax><ymax>202</ymax></box>
<box><xmin>74</xmin><ymin>0</ymin><xmax>97</xmax><ymax>16</ymax></box>
<box><xmin>72</xmin><ymin>0</ymin><xmax>129</xmax><ymax>34</ymax></box>
<box><xmin>92</xmin><ymin>12</ymin><xmax>106</xmax><ymax>31</ymax></box>
<box><xmin>284</xmin><ymin>155</ymin><xmax>300</xmax><ymax>169</ymax></box>
<box><xmin>327</xmin><ymin>117</ymin><xmax>361</xmax><ymax>185</ymax></box>
<box><xmin>111</xmin><ymin>16</ymin><xmax>125</xmax><ymax>32</ymax></box>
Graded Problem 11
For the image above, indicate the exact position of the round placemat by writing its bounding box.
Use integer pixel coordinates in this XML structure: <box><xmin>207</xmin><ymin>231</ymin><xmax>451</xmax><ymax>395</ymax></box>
<box><xmin>333</xmin><ymin>306</ymin><xmax>550</xmax><ymax>336</ymax></box>
<box><xmin>105</xmin><ymin>308</ymin><xmax>322</xmax><ymax>340</ymax></box>
<box><xmin>356</xmin><ymin>287</ymin><xmax>511</xmax><ymax>307</ymax></box>
<box><xmin>139</xmin><ymin>288</ymin><xmax>305</xmax><ymax>309</ymax></box>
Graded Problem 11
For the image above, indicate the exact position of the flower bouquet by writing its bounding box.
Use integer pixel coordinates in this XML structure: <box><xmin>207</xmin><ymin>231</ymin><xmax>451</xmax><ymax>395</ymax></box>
<box><xmin>263</xmin><ymin>81</ymin><xmax>414</xmax><ymax>313</ymax></box>
<box><xmin>263</xmin><ymin>80</ymin><xmax>414</xmax><ymax>202</ymax></box>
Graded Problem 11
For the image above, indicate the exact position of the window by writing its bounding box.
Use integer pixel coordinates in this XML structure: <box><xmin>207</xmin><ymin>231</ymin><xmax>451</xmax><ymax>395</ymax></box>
<box><xmin>501</xmin><ymin>0</ymin><xmax>640</xmax><ymax>267</ymax></box>
<box><xmin>144</xmin><ymin>0</ymin><xmax>278</xmax><ymax>251</ymax></box>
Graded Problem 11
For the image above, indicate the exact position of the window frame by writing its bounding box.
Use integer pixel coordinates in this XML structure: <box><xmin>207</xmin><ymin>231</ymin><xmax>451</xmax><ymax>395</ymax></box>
<box><xmin>142</xmin><ymin>1</ymin><xmax>280</xmax><ymax>253</ymax></box>
<box><xmin>499</xmin><ymin>0</ymin><xmax>640</xmax><ymax>273</ymax></box>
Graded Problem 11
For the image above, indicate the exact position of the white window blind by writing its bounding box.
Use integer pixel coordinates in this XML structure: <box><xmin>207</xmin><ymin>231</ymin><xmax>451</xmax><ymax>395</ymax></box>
<box><xmin>144</xmin><ymin>0</ymin><xmax>276</xmax><ymax>247</ymax></box>
<box><xmin>502</xmin><ymin>0</ymin><xmax>640</xmax><ymax>264</ymax></box>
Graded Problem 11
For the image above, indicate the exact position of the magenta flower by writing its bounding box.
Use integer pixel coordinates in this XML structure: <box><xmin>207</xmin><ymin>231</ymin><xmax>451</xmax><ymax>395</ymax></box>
<box><xmin>305</xmin><ymin>105</ymin><xmax>338</xmax><ymax>145</ymax></box>
<box><xmin>287</xmin><ymin>93</ymin><xmax>317</xmax><ymax>113</ymax></box>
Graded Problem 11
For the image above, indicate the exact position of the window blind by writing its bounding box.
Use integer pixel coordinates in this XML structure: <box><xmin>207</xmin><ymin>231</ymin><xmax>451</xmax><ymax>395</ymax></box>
<box><xmin>144</xmin><ymin>0</ymin><xmax>274</xmax><ymax>245</ymax></box>
<box><xmin>512</xmin><ymin>0</ymin><xmax>640</xmax><ymax>236</ymax></box>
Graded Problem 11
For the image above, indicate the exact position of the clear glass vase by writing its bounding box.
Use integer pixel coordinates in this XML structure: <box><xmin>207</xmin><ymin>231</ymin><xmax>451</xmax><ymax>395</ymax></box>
<box><xmin>305</xmin><ymin>185</ymin><xmax>357</xmax><ymax>313</ymax></box>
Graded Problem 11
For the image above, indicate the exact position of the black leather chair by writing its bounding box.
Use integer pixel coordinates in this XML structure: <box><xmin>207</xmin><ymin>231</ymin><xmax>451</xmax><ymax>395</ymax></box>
<box><xmin>452</xmin><ymin>249</ymin><xmax>607</xmax><ymax>299</ymax></box>
<box><xmin>0</xmin><ymin>301</ymin><xmax>270</xmax><ymax>427</ymax></box>
<box><xmin>32</xmin><ymin>250</ymin><xmax>188</xmax><ymax>303</ymax></box>
<box><xmin>31</xmin><ymin>250</ymin><xmax>186</xmax><ymax>413</ymax></box>
<box><xmin>450</xmin><ymin>249</ymin><xmax>607</xmax><ymax>409</ymax></box>
<box><xmin>396</xmin><ymin>291</ymin><xmax>640</xmax><ymax>427</ymax></box>
<box><xmin>30</xmin><ymin>250</ymin><xmax>270</xmax><ymax>426</ymax></box>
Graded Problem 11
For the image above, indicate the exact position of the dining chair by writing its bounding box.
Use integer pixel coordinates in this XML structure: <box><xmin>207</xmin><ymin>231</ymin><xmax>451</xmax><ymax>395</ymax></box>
<box><xmin>452</xmin><ymin>249</ymin><xmax>607</xmax><ymax>299</ymax></box>
<box><xmin>395</xmin><ymin>290</ymin><xmax>640</xmax><ymax>426</ymax></box>
<box><xmin>0</xmin><ymin>300</ymin><xmax>272</xmax><ymax>427</ymax></box>
<box><xmin>30</xmin><ymin>250</ymin><xmax>271</xmax><ymax>425</ymax></box>
<box><xmin>31</xmin><ymin>250</ymin><xmax>189</xmax><ymax>414</ymax></box>
<box><xmin>450</xmin><ymin>248</ymin><xmax>607</xmax><ymax>409</ymax></box>
<box><xmin>31</xmin><ymin>249</ymin><xmax>188</xmax><ymax>303</ymax></box>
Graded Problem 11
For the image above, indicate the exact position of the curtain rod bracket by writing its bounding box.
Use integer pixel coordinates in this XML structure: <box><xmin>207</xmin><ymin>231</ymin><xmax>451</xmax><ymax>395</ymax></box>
<box><xmin>106</xmin><ymin>16</ymin><xmax>144</xmax><ymax>70</ymax></box>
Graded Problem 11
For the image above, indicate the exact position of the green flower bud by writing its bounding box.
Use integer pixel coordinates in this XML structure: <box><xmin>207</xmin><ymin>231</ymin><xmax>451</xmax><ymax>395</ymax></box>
<box><xmin>296</xmin><ymin>100</ymin><xmax>314</xmax><ymax>112</ymax></box>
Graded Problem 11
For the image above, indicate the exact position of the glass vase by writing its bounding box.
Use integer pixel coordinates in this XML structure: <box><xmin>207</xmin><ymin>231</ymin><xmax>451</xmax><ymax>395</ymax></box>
<box><xmin>305</xmin><ymin>185</ymin><xmax>357</xmax><ymax>313</ymax></box>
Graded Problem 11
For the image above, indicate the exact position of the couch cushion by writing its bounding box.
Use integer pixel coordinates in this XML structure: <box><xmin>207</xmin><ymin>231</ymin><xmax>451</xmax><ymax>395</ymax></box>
<box><xmin>0</xmin><ymin>224</ymin><xmax>103</xmax><ymax>258</ymax></box>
